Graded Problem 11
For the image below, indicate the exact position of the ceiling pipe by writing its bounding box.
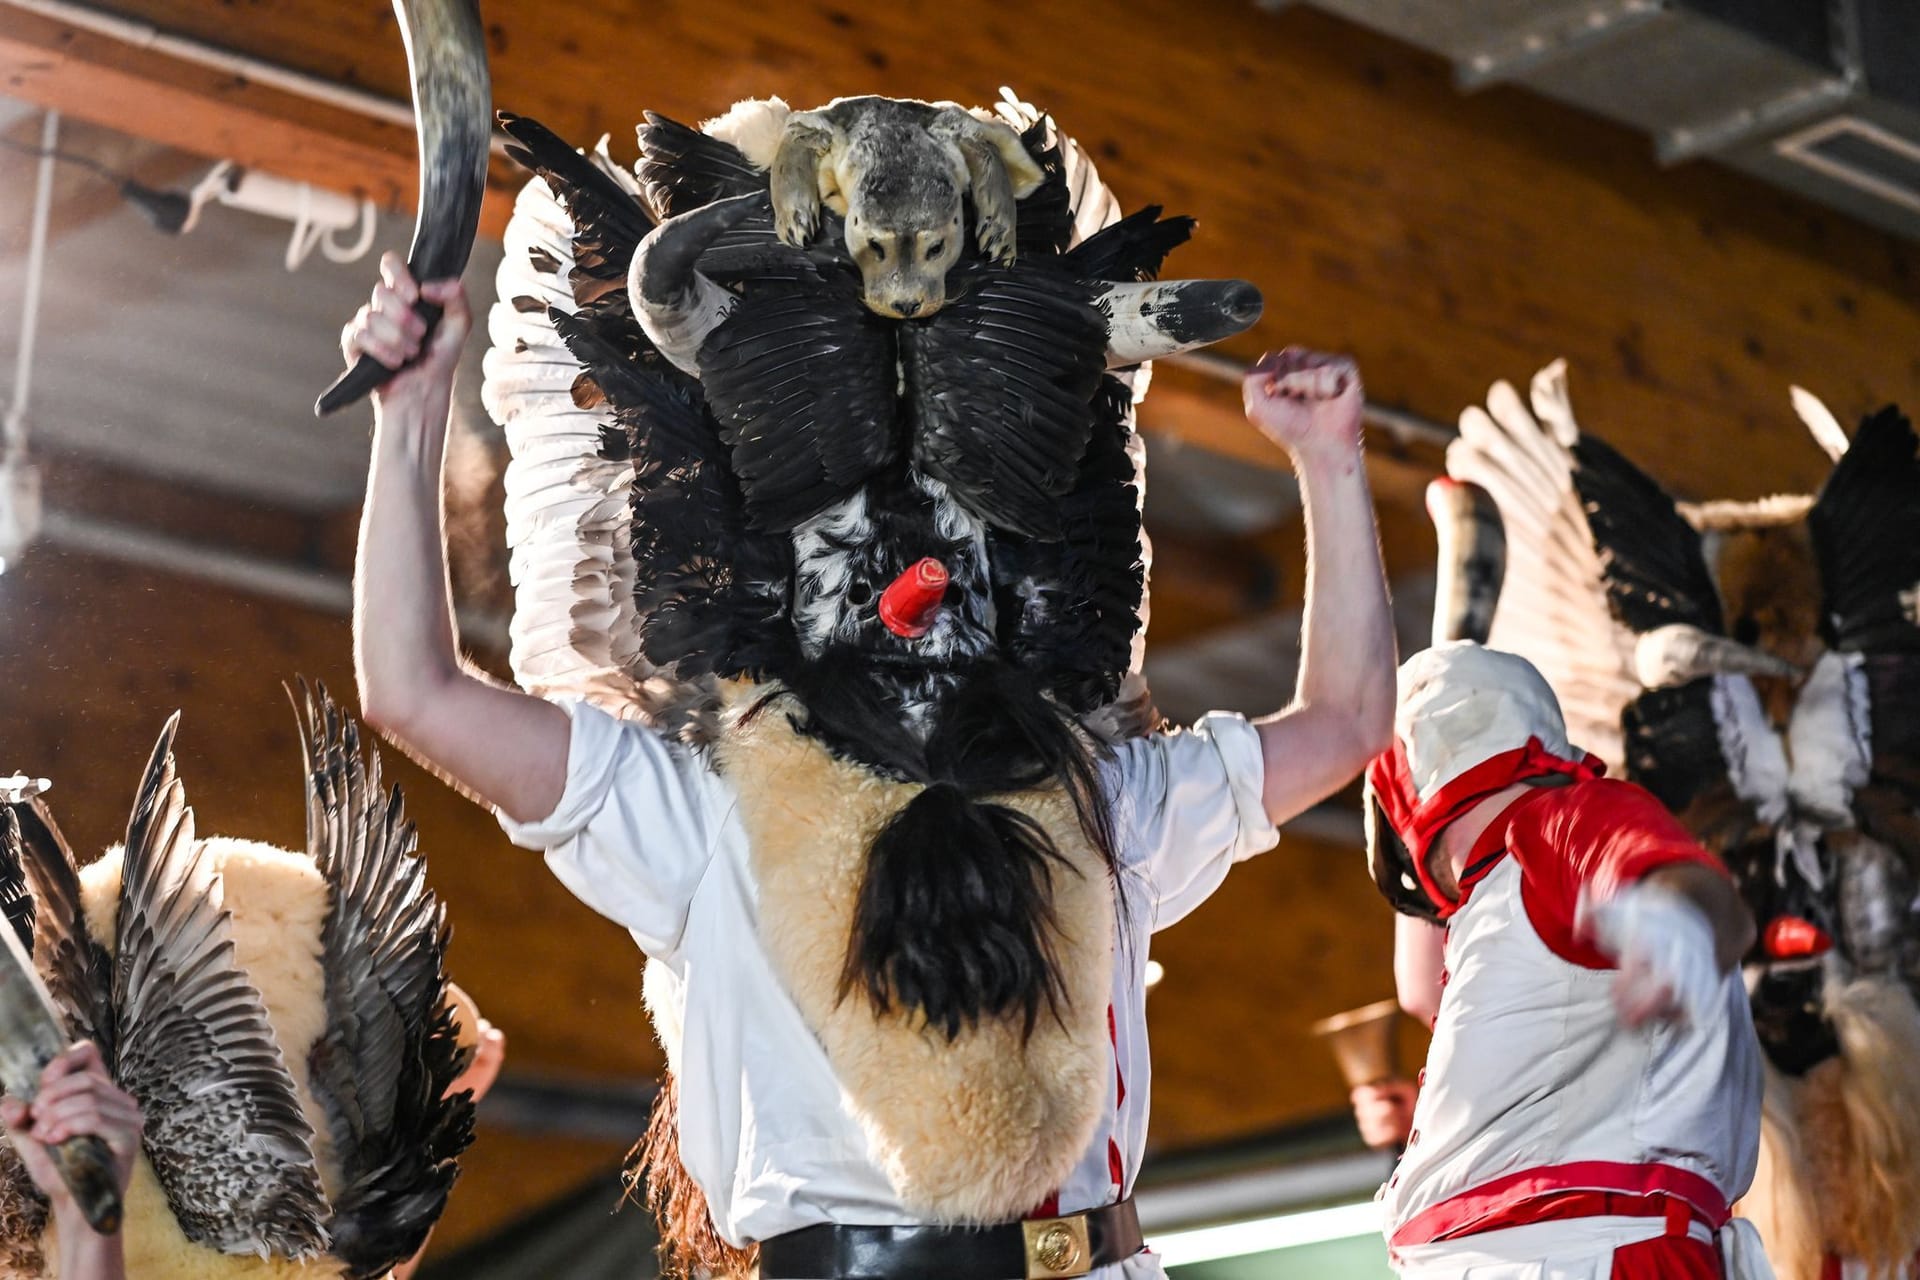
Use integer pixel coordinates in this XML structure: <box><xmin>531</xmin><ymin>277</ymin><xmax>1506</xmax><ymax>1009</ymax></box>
<box><xmin>0</xmin><ymin>110</ymin><xmax>56</xmax><ymax>573</ymax></box>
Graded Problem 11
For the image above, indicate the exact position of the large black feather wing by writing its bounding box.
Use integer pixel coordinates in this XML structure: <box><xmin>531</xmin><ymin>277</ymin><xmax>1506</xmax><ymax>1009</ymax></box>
<box><xmin>1809</xmin><ymin>406</ymin><xmax>1920</xmax><ymax>655</ymax></box>
<box><xmin>295</xmin><ymin>686</ymin><xmax>473</xmax><ymax>1280</ymax></box>
<box><xmin>557</xmin><ymin>309</ymin><xmax>795</xmax><ymax>682</ymax></box>
<box><xmin>902</xmin><ymin>264</ymin><xmax>1107</xmax><ymax>540</ymax></box>
<box><xmin>992</xmin><ymin>377</ymin><xmax>1145</xmax><ymax>710</ymax></box>
<box><xmin>112</xmin><ymin>715</ymin><xmax>329</xmax><ymax>1258</ymax></box>
<box><xmin>1570</xmin><ymin>434</ymin><xmax>1724</xmax><ymax>634</ymax></box>
<box><xmin>1060</xmin><ymin>206</ymin><xmax>1193</xmax><ymax>283</ymax></box>
<box><xmin>698</xmin><ymin>275</ymin><xmax>901</xmax><ymax>533</ymax></box>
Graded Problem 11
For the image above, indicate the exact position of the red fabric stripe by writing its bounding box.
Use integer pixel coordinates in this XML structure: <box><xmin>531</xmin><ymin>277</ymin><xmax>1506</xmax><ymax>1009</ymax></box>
<box><xmin>1608</xmin><ymin>1236</ymin><xmax>1722</xmax><ymax>1278</ymax></box>
<box><xmin>1389</xmin><ymin>1161</ymin><xmax>1731</xmax><ymax>1247</ymax></box>
<box><xmin>1030</xmin><ymin>1193</ymin><xmax>1060</xmax><ymax>1219</ymax></box>
<box><xmin>1108</xmin><ymin>1138</ymin><xmax>1124</xmax><ymax>1189</ymax></box>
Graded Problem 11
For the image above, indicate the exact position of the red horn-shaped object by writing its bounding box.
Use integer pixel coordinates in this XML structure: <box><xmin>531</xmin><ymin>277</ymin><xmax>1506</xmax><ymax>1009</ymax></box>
<box><xmin>1762</xmin><ymin>915</ymin><xmax>1832</xmax><ymax>960</ymax></box>
<box><xmin>879</xmin><ymin>558</ymin><xmax>948</xmax><ymax>638</ymax></box>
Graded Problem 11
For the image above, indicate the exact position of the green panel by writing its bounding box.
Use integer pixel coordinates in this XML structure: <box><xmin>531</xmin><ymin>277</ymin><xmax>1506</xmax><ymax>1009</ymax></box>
<box><xmin>1167</xmin><ymin>1234</ymin><xmax>1395</xmax><ymax>1280</ymax></box>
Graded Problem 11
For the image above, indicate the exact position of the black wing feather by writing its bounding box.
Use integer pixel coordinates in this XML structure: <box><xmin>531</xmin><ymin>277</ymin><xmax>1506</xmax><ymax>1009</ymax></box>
<box><xmin>992</xmin><ymin>376</ymin><xmax>1145</xmax><ymax>709</ymax></box>
<box><xmin>698</xmin><ymin>277</ymin><xmax>901</xmax><ymax>532</ymax></box>
<box><xmin>499</xmin><ymin>111</ymin><xmax>654</xmax><ymax>305</ymax></box>
<box><xmin>903</xmin><ymin>264</ymin><xmax>1107</xmax><ymax>539</ymax></box>
<box><xmin>551</xmin><ymin>304</ymin><xmax>796</xmax><ymax>683</ymax></box>
<box><xmin>4</xmin><ymin>793</ymin><xmax>110</xmax><ymax>1054</ymax></box>
<box><xmin>295</xmin><ymin>684</ymin><xmax>474</xmax><ymax>1280</ymax></box>
<box><xmin>1011</xmin><ymin>117</ymin><xmax>1074</xmax><ymax>258</ymax></box>
<box><xmin>637</xmin><ymin>111</ymin><xmax>768</xmax><ymax>220</ymax></box>
<box><xmin>1809</xmin><ymin>406</ymin><xmax>1920</xmax><ymax>655</ymax></box>
<box><xmin>1570</xmin><ymin>434</ymin><xmax>1723</xmax><ymax>633</ymax></box>
<box><xmin>112</xmin><ymin>714</ymin><xmax>330</xmax><ymax>1258</ymax></box>
<box><xmin>1061</xmin><ymin>206</ymin><xmax>1194</xmax><ymax>283</ymax></box>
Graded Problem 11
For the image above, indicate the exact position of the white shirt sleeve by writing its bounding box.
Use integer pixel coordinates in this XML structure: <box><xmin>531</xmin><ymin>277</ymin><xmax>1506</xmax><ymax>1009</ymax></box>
<box><xmin>494</xmin><ymin>699</ymin><xmax>729</xmax><ymax>962</ymax></box>
<box><xmin>1108</xmin><ymin>710</ymin><xmax>1280</xmax><ymax>931</ymax></box>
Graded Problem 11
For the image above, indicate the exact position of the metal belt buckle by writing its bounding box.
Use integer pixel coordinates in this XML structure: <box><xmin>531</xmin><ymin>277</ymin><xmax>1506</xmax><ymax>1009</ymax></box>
<box><xmin>1021</xmin><ymin>1214</ymin><xmax>1093</xmax><ymax>1280</ymax></box>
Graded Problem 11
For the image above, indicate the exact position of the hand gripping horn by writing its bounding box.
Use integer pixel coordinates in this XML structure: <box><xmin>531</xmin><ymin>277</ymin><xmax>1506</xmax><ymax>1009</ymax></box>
<box><xmin>314</xmin><ymin>0</ymin><xmax>492</xmax><ymax>415</ymax></box>
<box><xmin>0</xmin><ymin>810</ymin><xmax>121</xmax><ymax>1235</ymax></box>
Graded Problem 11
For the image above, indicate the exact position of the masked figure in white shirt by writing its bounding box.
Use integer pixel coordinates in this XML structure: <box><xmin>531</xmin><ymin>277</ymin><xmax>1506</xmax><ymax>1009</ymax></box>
<box><xmin>344</xmin><ymin>91</ymin><xmax>1395</xmax><ymax>1280</ymax></box>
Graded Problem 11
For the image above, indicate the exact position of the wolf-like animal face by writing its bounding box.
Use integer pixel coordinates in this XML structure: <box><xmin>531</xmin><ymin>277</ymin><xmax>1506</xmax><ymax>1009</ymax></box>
<box><xmin>840</xmin><ymin>134</ymin><xmax>966</xmax><ymax>320</ymax></box>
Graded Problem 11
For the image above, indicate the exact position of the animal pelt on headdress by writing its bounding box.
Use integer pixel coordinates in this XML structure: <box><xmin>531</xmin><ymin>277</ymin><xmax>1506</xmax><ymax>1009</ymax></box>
<box><xmin>0</xmin><ymin>688</ymin><xmax>473</xmax><ymax>1280</ymax></box>
<box><xmin>1742</xmin><ymin>974</ymin><xmax>1920</xmax><ymax>1280</ymax></box>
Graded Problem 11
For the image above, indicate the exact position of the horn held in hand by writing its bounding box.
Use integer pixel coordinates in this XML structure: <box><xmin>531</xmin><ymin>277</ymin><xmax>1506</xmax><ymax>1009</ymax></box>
<box><xmin>0</xmin><ymin>822</ymin><xmax>121</xmax><ymax>1235</ymax></box>
<box><xmin>315</xmin><ymin>0</ymin><xmax>492</xmax><ymax>416</ymax></box>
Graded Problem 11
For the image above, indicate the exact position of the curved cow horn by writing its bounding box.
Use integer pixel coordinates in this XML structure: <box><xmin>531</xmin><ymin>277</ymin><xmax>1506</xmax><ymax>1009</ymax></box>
<box><xmin>628</xmin><ymin>192</ymin><xmax>760</xmax><ymax>377</ymax></box>
<box><xmin>1098</xmin><ymin>279</ymin><xmax>1263</xmax><ymax>368</ymax></box>
<box><xmin>1633</xmin><ymin>623</ymin><xmax>1800</xmax><ymax>690</ymax></box>
<box><xmin>316</xmin><ymin>0</ymin><xmax>491</xmax><ymax>415</ymax></box>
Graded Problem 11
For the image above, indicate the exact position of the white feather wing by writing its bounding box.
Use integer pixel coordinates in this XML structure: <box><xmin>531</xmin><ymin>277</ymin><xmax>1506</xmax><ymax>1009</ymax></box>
<box><xmin>1444</xmin><ymin>361</ymin><xmax>1641</xmax><ymax>768</ymax></box>
<box><xmin>480</xmin><ymin>163</ymin><xmax>697</xmax><ymax>728</ymax></box>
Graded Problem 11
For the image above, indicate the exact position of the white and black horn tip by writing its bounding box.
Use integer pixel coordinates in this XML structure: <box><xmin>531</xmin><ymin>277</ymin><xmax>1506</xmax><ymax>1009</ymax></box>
<box><xmin>628</xmin><ymin>192</ymin><xmax>762</xmax><ymax>377</ymax></box>
<box><xmin>1426</xmin><ymin>477</ymin><xmax>1506</xmax><ymax>648</ymax></box>
<box><xmin>1098</xmin><ymin>278</ymin><xmax>1263</xmax><ymax>368</ymax></box>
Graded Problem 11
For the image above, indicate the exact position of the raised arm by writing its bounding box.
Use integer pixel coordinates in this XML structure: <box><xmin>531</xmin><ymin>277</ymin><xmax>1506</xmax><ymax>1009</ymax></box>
<box><xmin>350</xmin><ymin>253</ymin><xmax>569</xmax><ymax>822</ymax></box>
<box><xmin>1240</xmin><ymin>349</ymin><xmax>1396</xmax><ymax>826</ymax></box>
<box><xmin>1393</xmin><ymin>913</ymin><xmax>1446</xmax><ymax>1027</ymax></box>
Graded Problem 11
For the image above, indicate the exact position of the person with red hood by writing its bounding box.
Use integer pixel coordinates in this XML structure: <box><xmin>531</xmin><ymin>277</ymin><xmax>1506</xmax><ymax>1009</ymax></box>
<box><xmin>1362</xmin><ymin>641</ymin><xmax>1772</xmax><ymax>1279</ymax></box>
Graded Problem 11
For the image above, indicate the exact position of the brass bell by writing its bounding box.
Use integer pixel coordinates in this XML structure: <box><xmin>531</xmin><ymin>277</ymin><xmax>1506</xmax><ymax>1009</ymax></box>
<box><xmin>1311</xmin><ymin>998</ymin><xmax>1403</xmax><ymax>1088</ymax></box>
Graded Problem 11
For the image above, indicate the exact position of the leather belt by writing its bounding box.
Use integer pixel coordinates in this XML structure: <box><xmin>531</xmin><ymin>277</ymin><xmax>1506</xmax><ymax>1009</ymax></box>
<box><xmin>759</xmin><ymin>1197</ymin><xmax>1144</xmax><ymax>1280</ymax></box>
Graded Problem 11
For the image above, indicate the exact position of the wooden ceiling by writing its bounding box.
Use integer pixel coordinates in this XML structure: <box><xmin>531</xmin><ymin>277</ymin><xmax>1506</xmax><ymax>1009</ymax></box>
<box><xmin>1</xmin><ymin>0</ymin><xmax>1917</xmax><ymax>1257</ymax></box>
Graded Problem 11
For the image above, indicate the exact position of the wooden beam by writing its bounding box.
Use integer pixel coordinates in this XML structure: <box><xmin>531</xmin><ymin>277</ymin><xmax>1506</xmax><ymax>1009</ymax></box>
<box><xmin>0</xmin><ymin>4</ymin><xmax>518</xmax><ymax>236</ymax></box>
<box><xmin>65</xmin><ymin>0</ymin><xmax>1911</xmax><ymax>503</ymax></box>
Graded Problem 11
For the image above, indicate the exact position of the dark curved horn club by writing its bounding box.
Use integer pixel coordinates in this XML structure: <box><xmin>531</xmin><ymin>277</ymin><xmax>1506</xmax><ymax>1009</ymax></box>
<box><xmin>628</xmin><ymin>191</ymin><xmax>761</xmax><ymax>375</ymax></box>
<box><xmin>315</xmin><ymin>0</ymin><xmax>492</xmax><ymax>416</ymax></box>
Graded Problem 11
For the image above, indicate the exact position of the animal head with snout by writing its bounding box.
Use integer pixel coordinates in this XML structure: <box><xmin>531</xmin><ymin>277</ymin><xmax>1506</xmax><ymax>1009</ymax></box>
<box><xmin>770</xmin><ymin>97</ymin><xmax>1045</xmax><ymax>320</ymax></box>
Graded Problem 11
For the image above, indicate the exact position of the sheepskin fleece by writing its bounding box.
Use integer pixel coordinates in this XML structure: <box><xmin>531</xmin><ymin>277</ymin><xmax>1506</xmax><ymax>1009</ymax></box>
<box><xmin>1740</xmin><ymin>974</ymin><xmax>1920</xmax><ymax>1279</ymax></box>
<box><xmin>698</xmin><ymin>97</ymin><xmax>790</xmax><ymax>170</ymax></box>
<box><xmin>62</xmin><ymin>839</ymin><xmax>342</xmax><ymax>1273</ymax></box>
<box><xmin>715</xmin><ymin>696</ymin><xmax>1114</xmax><ymax>1222</ymax></box>
<box><xmin>42</xmin><ymin>1158</ymin><xmax>351</xmax><ymax>1280</ymax></box>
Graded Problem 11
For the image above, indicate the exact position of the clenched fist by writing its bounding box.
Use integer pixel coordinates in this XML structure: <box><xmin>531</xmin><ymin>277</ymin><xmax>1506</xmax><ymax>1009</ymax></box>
<box><xmin>1243</xmin><ymin>347</ymin><xmax>1365</xmax><ymax>464</ymax></box>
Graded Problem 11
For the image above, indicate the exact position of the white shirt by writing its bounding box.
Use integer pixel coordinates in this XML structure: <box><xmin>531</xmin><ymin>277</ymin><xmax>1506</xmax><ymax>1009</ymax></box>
<box><xmin>497</xmin><ymin>699</ymin><xmax>1280</xmax><ymax>1275</ymax></box>
<box><xmin>1382</xmin><ymin>855</ymin><xmax>1761</xmax><ymax>1249</ymax></box>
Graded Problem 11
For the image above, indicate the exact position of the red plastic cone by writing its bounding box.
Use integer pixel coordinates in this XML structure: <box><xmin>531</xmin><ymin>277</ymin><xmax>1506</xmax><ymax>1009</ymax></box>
<box><xmin>879</xmin><ymin>558</ymin><xmax>948</xmax><ymax>638</ymax></box>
